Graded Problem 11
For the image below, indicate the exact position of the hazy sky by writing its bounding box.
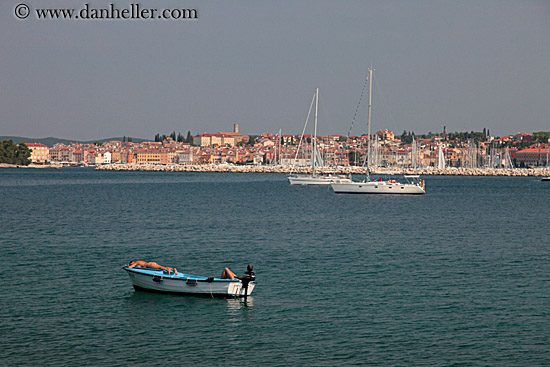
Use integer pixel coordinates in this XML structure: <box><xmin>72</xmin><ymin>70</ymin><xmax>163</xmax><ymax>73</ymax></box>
<box><xmin>1</xmin><ymin>0</ymin><xmax>549</xmax><ymax>140</ymax></box>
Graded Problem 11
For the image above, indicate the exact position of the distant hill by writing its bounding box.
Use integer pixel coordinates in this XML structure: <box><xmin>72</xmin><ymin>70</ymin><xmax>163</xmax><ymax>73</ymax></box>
<box><xmin>0</xmin><ymin>136</ymin><xmax>149</xmax><ymax>147</ymax></box>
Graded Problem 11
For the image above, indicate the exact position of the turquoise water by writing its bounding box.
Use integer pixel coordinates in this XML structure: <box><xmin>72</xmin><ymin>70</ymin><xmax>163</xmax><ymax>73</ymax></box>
<box><xmin>1</xmin><ymin>168</ymin><xmax>549</xmax><ymax>366</ymax></box>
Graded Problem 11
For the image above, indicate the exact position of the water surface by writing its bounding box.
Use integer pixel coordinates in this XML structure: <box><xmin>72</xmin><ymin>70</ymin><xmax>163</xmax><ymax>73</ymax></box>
<box><xmin>1</xmin><ymin>169</ymin><xmax>548</xmax><ymax>366</ymax></box>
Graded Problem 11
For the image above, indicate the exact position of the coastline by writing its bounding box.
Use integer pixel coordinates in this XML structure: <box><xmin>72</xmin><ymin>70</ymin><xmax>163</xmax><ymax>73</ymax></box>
<box><xmin>0</xmin><ymin>163</ymin><xmax>62</xmax><ymax>169</ymax></box>
<box><xmin>94</xmin><ymin>163</ymin><xmax>550</xmax><ymax>177</ymax></box>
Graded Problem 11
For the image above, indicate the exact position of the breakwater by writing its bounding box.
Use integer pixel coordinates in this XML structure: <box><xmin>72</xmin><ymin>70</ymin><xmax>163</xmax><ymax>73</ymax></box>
<box><xmin>0</xmin><ymin>163</ymin><xmax>62</xmax><ymax>169</ymax></box>
<box><xmin>95</xmin><ymin>163</ymin><xmax>550</xmax><ymax>177</ymax></box>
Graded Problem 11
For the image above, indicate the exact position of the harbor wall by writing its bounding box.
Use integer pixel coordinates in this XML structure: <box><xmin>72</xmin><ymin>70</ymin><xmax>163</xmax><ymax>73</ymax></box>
<box><xmin>95</xmin><ymin>163</ymin><xmax>550</xmax><ymax>177</ymax></box>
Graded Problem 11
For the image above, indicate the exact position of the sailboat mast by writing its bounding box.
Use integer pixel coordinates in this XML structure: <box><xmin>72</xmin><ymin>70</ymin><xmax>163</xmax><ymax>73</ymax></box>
<box><xmin>367</xmin><ymin>68</ymin><xmax>373</xmax><ymax>171</ymax></box>
<box><xmin>313</xmin><ymin>87</ymin><xmax>319</xmax><ymax>175</ymax></box>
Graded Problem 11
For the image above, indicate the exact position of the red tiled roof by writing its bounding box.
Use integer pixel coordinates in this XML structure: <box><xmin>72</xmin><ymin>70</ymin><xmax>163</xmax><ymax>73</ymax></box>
<box><xmin>26</xmin><ymin>143</ymin><xmax>48</xmax><ymax>147</ymax></box>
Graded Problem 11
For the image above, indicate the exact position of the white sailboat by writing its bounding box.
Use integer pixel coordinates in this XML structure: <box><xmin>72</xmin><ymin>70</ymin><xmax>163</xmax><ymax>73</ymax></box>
<box><xmin>331</xmin><ymin>68</ymin><xmax>426</xmax><ymax>195</ymax></box>
<box><xmin>288</xmin><ymin>88</ymin><xmax>352</xmax><ymax>185</ymax></box>
<box><xmin>438</xmin><ymin>143</ymin><xmax>446</xmax><ymax>169</ymax></box>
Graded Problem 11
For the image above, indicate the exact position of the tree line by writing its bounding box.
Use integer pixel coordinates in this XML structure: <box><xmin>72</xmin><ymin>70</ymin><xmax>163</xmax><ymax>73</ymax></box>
<box><xmin>154</xmin><ymin>131</ymin><xmax>193</xmax><ymax>143</ymax></box>
<box><xmin>0</xmin><ymin>140</ymin><xmax>31</xmax><ymax>165</ymax></box>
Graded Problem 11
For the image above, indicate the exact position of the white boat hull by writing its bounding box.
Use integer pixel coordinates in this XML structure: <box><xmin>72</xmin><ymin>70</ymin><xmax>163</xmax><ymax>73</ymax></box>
<box><xmin>331</xmin><ymin>181</ymin><xmax>425</xmax><ymax>194</ymax></box>
<box><xmin>124</xmin><ymin>267</ymin><xmax>255</xmax><ymax>298</ymax></box>
<box><xmin>288</xmin><ymin>174</ymin><xmax>352</xmax><ymax>185</ymax></box>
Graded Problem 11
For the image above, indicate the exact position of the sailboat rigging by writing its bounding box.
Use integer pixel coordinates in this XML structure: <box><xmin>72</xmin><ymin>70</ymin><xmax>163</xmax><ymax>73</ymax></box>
<box><xmin>330</xmin><ymin>67</ymin><xmax>426</xmax><ymax>195</ymax></box>
<box><xmin>288</xmin><ymin>87</ymin><xmax>352</xmax><ymax>185</ymax></box>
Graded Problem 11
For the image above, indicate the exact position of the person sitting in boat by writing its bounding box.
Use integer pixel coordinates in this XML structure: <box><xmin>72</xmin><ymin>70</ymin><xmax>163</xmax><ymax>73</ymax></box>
<box><xmin>220</xmin><ymin>264</ymin><xmax>254</xmax><ymax>280</ymax></box>
<box><xmin>127</xmin><ymin>260</ymin><xmax>178</xmax><ymax>275</ymax></box>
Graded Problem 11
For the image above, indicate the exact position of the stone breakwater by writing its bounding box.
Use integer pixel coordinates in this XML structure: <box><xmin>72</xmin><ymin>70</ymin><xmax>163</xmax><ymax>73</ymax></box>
<box><xmin>0</xmin><ymin>163</ymin><xmax>62</xmax><ymax>169</ymax></box>
<box><xmin>95</xmin><ymin>163</ymin><xmax>550</xmax><ymax>177</ymax></box>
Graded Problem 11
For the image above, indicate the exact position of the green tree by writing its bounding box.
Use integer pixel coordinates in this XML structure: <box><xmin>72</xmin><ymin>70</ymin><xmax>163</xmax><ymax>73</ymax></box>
<box><xmin>0</xmin><ymin>140</ymin><xmax>31</xmax><ymax>165</ymax></box>
<box><xmin>533</xmin><ymin>132</ymin><xmax>550</xmax><ymax>144</ymax></box>
<box><xmin>348</xmin><ymin>151</ymin><xmax>362</xmax><ymax>166</ymax></box>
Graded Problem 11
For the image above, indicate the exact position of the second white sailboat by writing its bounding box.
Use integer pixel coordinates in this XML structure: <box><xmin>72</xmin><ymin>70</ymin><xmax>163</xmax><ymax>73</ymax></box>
<box><xmin>288</xmin><ymin>87</ymin><xmax>351</xmax><ymax>185</ymax></box>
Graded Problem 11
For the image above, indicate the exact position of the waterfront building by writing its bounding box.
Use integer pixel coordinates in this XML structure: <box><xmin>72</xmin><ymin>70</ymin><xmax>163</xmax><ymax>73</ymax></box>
<box><xmin>103</xmin><ymin>151</ymin><xmax>112</xmax><ymax>164</ymax></box>
<box><xmin>516</xmin><ymin>144</ymin><xmax>550</xmax><ymax>167</ymax></box>
<box><xmin>88</xmin><ymin>152</ymin><xmax>104</xmax><ymax>165</ymax></box>
<box><xmin>72</xmin><ymin>150</ymin><xmax>83</xmax><ymax>163</ymax></box>
<box><xmin>48</xmin><ymin>146</ymin><xmax>61</xmax><ymax>162</ymax></box>
<box><xmin>160</xmin><ymin>149</ymin><xmax>176</xmax><ymax>164</ymax></box>
<box><xmin>396</xmin><ymin>148</ymin><xmax>409</xmax><ymax>167</ymax></box>
<box><xmin>135</xmin><ymin>149</ymin><xmax>161</xmax><ymax>164</ymax></box>
<box><xmin>26</xmin><ymin>143</ymin><xmax>49</xmax><ymax>163</ymax></box>
<box><xmin>177</xmin><ymin>150</ymin><xmax>194</xmax><ymax>165</ymax></box>
<box><xmin>111</xmin><ymin>150</ymin><xmax>122</xmax><ymax>163</ymax></box>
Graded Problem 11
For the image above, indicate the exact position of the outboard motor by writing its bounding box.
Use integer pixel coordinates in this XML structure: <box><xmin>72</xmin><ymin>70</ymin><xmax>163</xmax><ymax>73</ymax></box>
<box><xmin>239</xmin><ymin>268</ymin><xmax>255</xmax><ymax>300</ymax></box>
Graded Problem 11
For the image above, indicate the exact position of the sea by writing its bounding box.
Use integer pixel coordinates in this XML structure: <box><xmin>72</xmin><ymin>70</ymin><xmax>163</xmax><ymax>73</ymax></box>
<box><xmin>0</xmin><ymin>168</ymin><xmax>548</xmax><ymax>366</ymax></box>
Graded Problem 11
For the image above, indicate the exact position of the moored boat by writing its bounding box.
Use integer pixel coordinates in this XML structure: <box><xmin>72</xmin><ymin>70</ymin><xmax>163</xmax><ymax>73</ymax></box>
<box><xmin>288</xmin><ymin>88</ymin><xmax>351</xmax><ymax>186</ymax></box>
<box><xmin>288</xmin><ymin>173</ymin><xmax>351</xmax><ymax>185</ymax></box>
<box><xmin>330</xmin><ymin>68</ymin><xmax>426</xmax><ymax>195</ymax></box>
<box><xmin>123</xmin><ymin>266</ymin><xmax>256</xmax><ymax>298</ymax></box>
<box><xmin>331</xmin><ymin>176</ymin><xmax>425</xmax><ymax>194</ymax></box>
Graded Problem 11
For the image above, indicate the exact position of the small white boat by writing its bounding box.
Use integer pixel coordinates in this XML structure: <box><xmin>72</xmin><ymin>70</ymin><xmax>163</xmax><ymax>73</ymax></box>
<box><xmin>123</xmin><ymin>266</ymin><xmax>256</xmax><ymax>298</ymax></box>
<box><xmin>542</xmin><ymin>177</ymin><xmax>550</xmax><ymax>181</ymax></box>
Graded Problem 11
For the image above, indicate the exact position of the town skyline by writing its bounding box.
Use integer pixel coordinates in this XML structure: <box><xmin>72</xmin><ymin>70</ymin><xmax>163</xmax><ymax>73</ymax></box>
<box><xmin>11</xmin><ymin>127</ymin><xmax>549</xmax><ymax>170</ymax></box>
<box><xmin>2</xmin><ymin>125</ymin><xmax>549</xmax><ymax>148</ymax></box>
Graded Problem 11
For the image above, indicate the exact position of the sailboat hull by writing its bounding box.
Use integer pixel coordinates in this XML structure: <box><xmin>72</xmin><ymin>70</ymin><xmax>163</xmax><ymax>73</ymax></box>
<box><xmin>288</xmin><ymin>174</ymin><xmax>352</xmax><ymax>185</ymax></box>
<box><xmin>331</xmin><ymin>181</ymin><xmax>425</xmax><ymax>194</ymax></box>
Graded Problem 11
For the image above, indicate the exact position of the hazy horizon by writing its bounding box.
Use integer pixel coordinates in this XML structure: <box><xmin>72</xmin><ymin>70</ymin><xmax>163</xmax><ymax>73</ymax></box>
<box><xmin>2</xmin><ymin>1</ymin><xmax>549</xmax><ymax>141</ymax></box>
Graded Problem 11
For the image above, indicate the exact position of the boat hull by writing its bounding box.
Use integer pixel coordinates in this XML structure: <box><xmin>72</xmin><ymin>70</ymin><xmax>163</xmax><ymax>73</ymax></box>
<box><xmin>288</xmin><ymin>174</ymin><xmax>352</xmax><ymax>185</ymax></box>
<box><xmin>123</xmin><ymin>267</ymin><xmax>255</xmax><ymax>298</ymax></box>
<box><xmin>331</xmin><ymin>181</ymin><xmax>425</xmax><ymax>194</ymax></box>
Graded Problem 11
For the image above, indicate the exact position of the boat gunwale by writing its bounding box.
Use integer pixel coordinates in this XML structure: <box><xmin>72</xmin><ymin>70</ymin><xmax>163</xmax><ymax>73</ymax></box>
<box><xmin>123</xmin><ymin>266</ymin><xmax>242</xmax><ymax>283</ymax></box>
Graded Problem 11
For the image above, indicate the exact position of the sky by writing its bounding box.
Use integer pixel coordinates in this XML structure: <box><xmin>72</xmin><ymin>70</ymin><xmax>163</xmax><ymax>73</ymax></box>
<box><xmin>1</xmin><ymin>0</ymin><xmax>549</xmax><ymax>141</ymax></box>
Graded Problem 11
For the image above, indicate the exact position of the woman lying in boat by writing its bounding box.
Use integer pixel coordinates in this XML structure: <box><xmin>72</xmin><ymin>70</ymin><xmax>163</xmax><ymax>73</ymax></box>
<box><xmin>221</xmin><ymin>264</ymin><xmax>254</xmax><ymax>280</ymax></box>
<box><xmin>127</xmin><ymin>260</ymin><xmax>178</xmax><ymax>275</ymax></box>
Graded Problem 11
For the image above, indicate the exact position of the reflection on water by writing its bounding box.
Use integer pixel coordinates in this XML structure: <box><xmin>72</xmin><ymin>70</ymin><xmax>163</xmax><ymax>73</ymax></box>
<box><xmin>226</xmin><ymin>297</ymin><xmax>254</xmax><ymax>310</ymax></box>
